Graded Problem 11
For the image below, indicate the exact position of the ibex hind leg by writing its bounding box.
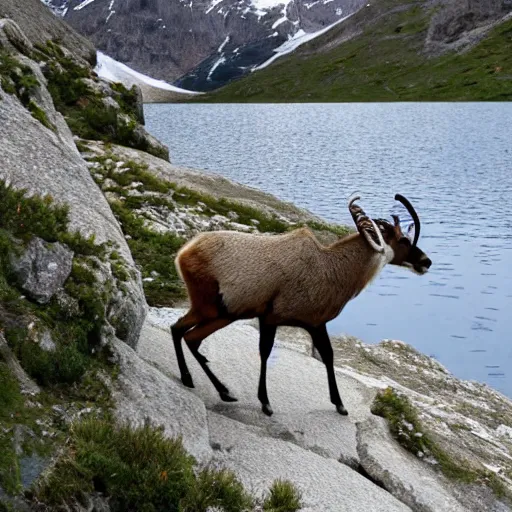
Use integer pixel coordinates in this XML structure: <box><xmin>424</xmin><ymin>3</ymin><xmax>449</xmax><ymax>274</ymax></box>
<box><xmin>184</xmin><ymin>318</ymin><xmax>238</xmax><ymax>402</ymax></box>
<box><xmin>171</xmin><ymin>310</ymin><xmax>200</xmax><ymax>389</ymax></box>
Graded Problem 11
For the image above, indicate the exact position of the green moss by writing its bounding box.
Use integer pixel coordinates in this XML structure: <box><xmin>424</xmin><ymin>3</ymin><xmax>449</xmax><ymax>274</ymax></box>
<box><xmin>110</xmin><ymin>199</ymin><xmax>186</xmax><ymax>306</ymax></box>
<box><xmin>110</xmin><ymin>82</ymin><xmax>141</xmax><ymax>122</ymax></box>
<box><xmin>262</xmin><ymin>479</ymin><xmax>303</xmax><ymax>512</ymax></box>
<box><xmin>199</xmin><ymin>4</ymin><xmax>512</xmax><ymax>102</ymax></box>
<box><xmin>372</xmin><ymin>387</ymin><xmax>512</xmax><ymax>497</ymax></box>
<box><xmin>27</xmin><ymin>100</ymin><xmax>56</xmax><ymax>131</ymax></box>
<box><xmin>170</xmin><ymin>185</ymin><xmax>290</xmax><ymax>233</ymax></box>
<box><xmin>0</xmin><ymin>181</ymin><xmax>110</xmax><ymax>386</ymax></box>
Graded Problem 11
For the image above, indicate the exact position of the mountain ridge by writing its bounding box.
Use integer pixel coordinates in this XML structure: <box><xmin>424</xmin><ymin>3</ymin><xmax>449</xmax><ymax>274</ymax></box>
<box><xmin>42</xmin><ymin>0</ymin><xmax>366</xmax><ymax>91</ymax></box>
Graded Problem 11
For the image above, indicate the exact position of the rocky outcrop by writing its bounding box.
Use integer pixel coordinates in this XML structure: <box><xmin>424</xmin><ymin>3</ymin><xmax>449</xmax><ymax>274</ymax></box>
<box><xmin>0</xmin><ymin>23</ymin><xmax>147</xmax><ymax>348</ymax></box>
<box><xmin>137</xmin><ymin>308</ymin><xmax>512</xmax><ymax>511</ymax></box>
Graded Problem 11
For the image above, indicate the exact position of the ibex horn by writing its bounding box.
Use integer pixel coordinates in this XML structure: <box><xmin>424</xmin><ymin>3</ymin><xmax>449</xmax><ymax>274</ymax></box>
<box><xmin>395</xmin><ymin>194</ymin><xmax>420</xmax><ymax>247</ymax></box>
<box><xmin>348</xmin><ymin>195</ymin><xmax>385</xmax><ymax>253</ymax></box>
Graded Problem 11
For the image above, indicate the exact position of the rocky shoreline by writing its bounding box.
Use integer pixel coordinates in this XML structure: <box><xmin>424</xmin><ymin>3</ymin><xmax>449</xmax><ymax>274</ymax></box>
<box><xmin>0</xmin><ymin>5</ymin><xmax>511</xmax><ymax>511</ymax></box>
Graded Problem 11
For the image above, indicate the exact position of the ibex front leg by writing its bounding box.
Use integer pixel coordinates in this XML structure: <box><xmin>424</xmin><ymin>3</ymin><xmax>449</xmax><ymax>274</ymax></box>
<box><xmin>309</xmin><ymin>324</ymin><xmax>348</xmax><ymax>415</ymax></box>
<box><xmin>258</xmin><ymin>319</ymin><xmax>277</xmax><ymax>416</ymax></box>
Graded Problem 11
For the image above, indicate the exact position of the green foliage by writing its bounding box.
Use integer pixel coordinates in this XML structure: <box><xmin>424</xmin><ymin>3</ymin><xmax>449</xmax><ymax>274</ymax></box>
<box><xmin>0</xmin><ymin>50</ymin><xmax>54</xmax><ymax>129</ymax></box>
<box><xmin>109</xmin><ymin>200</ymin><xmax>186</xmax><ymax>306</ymax></box>
<box><xmin>201</xmin><ymin>4</ymin><xmax>512</xmax><ymax>102</ymax></box>
<box><xmin>111</xmin><ymin>82</ymin><xmax>141</xmax><ymax>121</ymax></box>
<box><xmin>182</xmin><ymin>466</ymin><xmax>255</xmax><ymax>511</ymax></box>
<box><xmin>38</xmin><ymin>420</ymin><xmax>251</xmax><ymax>511</ymax></box>
<box><xmin>262</xmin><ymin>479</ymin><xmax>303</xmax><ymax>512</ymax></box>
<box><xmin>35</xmin><ymin>41</ymin><xmax>166</xmax><ymax>158</ymax></box>
<box><xmin>0</xmin><ymin>181</ymin><xmax>69</xmax><ymax>243</ymax></box>
<box><xmin>0</xmin><ymin>181</ymin><xmax>109</xmax><ymax>385</ymax></box>
<box><xmin>372</xmin><ymin>387</ymin><xmax>511</xmax><ymax>497</ymax></box>
<box><xmin>27</xmin><ymin>101</ymin><xmax>55</xmax><ymax>131</ymax></box>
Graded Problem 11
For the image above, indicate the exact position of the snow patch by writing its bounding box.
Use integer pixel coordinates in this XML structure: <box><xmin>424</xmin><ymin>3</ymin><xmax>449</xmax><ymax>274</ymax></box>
<box><xmin>206</xmin><ymin>0</ymin><xmax>223</xmax><ymax>15</ymax></box>
<box><xmin>207</xmin><ymin>56</ymin><xmax>226</xmax><ymax>81</ymax></box>
<box><xmin>304</xmin><ymin>1</ymin><xmax>320</xmax><ymax>9</ymax></box>
<box><xmin>251</xmin><ymin>0</ymin><xmax>290</xmax><ymax>10</ymax></box>
<box><xmin>254</xmin><ymin>13</ymin><xmax>352</xmax><ymax>71</ymax></box>
<box><xmin>95</xmin><ymin>52</ymin><xmax>201</xmax><ymax>95</ymax></box>
<box><xmin>218</xmin><ymin>35</ymin><xmax>230</xmax><ymax>53</ymax></box>
<box><xmin>272</xmin><ymin>15</ymin><xmax>288</xmax><ymax>29</ymax></box>
<box><xmin>74</xmin><ymin>0</ymin><xmax>96</xmax><ymax>11</ymax></box>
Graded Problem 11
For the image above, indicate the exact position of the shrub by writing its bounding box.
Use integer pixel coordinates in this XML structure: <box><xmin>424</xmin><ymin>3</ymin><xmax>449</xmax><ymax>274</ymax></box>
<box><xmin>262</xmin><ymin>479</ymin><xmax>303</xmax><ymax>512</ymax></box>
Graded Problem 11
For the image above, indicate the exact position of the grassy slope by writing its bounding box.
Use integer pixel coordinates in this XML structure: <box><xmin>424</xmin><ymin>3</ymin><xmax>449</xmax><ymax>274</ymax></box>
<box><xmin>200</xmin><ymin>0</ymin><xmax>512</xmax><ymax>102</ymax></box>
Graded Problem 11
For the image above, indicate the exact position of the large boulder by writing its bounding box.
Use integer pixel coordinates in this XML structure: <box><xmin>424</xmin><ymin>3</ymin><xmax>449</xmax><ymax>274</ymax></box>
<box><xmin>10</xmin><ymin>237</ymin><xmax>73</xmax><ymax>305</ymax></box>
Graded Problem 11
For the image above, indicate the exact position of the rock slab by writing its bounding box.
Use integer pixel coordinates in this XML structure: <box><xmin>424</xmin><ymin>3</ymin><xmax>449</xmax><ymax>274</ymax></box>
<box><xmin>356</xmin><ymin>416</ymin><xmax>466</xmax><ymax>512</ymax></box>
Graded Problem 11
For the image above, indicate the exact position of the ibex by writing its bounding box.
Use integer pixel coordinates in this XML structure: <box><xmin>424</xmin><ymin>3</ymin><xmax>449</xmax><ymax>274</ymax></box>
<box><xmin>171</xmin><ymin>194</ymin><xmax>431</xmax><ymax>416</ymax></box>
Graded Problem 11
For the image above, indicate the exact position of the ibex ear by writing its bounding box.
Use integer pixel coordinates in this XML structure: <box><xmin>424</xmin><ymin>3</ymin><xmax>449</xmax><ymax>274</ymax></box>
<box><xmin>348</xmin><ymin>195</ymin><xmax>385</xmax><ymax>253</ymax></box>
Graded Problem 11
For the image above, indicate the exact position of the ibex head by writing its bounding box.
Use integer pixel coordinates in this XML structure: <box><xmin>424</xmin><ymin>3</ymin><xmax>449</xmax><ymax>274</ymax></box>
<box><xmin>349</xmin><ymin>194</ymin><xmax>432</xmax><ymax>275</ymax></box>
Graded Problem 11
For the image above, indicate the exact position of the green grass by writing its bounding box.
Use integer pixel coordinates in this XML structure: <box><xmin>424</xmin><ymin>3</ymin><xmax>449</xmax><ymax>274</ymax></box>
<box><xmin>36</xmin><ymin>419</ymin><xmax>302</xmax><ymax>512</ymax></box>
<box><xmin>199</xmin><ymin>2</ymin><xmax>512</xmax><ymax>102</ymax></box>
<box><xmin>0</xmin><ymin>51</ymin><xmax>56</xmax><ymax>130</ymax></box>
<box><xmin>262</xmin><ymin>479</ymin><xmax>303</xmax><ymax>511</ymax></box>
<box><xmin>372</xmin><ymin>387</ymin><xmax>511</xmax><ymax>498</ymax></box>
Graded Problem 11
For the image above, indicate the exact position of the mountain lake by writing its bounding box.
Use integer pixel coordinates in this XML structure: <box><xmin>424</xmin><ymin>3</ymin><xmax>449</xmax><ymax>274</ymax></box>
<box><xmin>145</xmin><ymin>103</ymin><xmax>512</xmax><ymax>397</ymax></box>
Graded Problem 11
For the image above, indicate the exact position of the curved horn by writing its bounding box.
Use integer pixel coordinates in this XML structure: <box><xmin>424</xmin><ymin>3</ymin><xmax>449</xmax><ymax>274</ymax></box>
<box><xmin>395</xmin><ymin>194</ymin><xmax>420</xmax><ymax>246</ymax></box>
<box><xmin>348</xmin><ymin>196</ymin><xmax>385</xmax><ymax>253</ymax></box>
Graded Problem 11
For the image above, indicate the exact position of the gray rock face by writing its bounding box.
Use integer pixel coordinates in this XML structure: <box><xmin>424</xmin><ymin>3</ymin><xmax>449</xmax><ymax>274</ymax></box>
<box><xmin>11</xmin><ymin>237</ymin><xmax>73</xmax><ymax>305</ymax></box>
<box><xmin>138</xmin><ymin>316</ymin><xmax>364</xmax><ymax>468</ymax></box>
<box><xmin>136</xmin><ymin>308</ymin><xmax>512</xmax><ymax>511</ymax></box>
<box><xmin>0</xmin><ymin>41</ymin><xmax>147</xmax><ymax>347</ymax></box>
<box><xmin>0</xmin><ymin>333</ymin><xmax>40</xmax><ymax>395</ymax></box>
<box><xmin>111</xmin><ymin>336</ymin><xmax>212</xmax><ymax>464</ymax></box>
<box><xmin>356</xmin><ymin>416</ymin><xmax>466</xmax><ymax>512</ymax></box>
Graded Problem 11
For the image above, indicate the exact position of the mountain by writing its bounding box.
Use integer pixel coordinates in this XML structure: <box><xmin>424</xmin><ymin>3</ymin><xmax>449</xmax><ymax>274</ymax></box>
<box><xmin>201</xmin><ymin>0</ymin><xmax>512</xmax><ymax>101</ymax></box>
<box><xmin>40</xmin><ymin>0</ymin><xmax>367</xmax><ymax>91</ymax></box>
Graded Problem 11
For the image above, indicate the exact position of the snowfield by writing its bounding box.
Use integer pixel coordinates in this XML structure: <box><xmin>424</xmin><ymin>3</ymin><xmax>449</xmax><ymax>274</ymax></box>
<box><xmin>254</xmin><ymin>13</ymin><xmax>353</xmax><ymax>70</ymax></box>
<box><xmin>95</xmin><ymin>52</ymin><xmax>201</xmax><ymax>95</ymax></box>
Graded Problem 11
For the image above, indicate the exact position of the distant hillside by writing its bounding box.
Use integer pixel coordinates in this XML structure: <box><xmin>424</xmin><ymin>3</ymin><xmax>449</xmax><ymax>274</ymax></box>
<box><xmin>199</xmin><ymin>0</ymin><xmax>512</xmax><ymax>102</ymax></box>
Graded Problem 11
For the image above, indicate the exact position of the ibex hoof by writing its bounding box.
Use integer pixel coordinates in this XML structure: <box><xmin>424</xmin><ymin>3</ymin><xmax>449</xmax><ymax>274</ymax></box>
<box><xmin>336</xmin><ymin>404</ymin><xmax>348</xmax><ymax>416</ymax></box>
<box><xmin>262</xmin><ymin>404</ymin><xmax>273</xmax><ymax>417</ymax></box>
<box><xmin>181</xmin><ymin>374</ymin><xmax>194</xmax><ymax>388</ymax></box>
<box><xmin>220</xmin><ymin>391</ymin><xmax>238</xmax><ymax>402</ymax></box>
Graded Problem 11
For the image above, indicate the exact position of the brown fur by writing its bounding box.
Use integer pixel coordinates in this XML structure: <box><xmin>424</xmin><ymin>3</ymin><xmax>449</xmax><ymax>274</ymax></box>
<box><xmin>176</xmin><ymin>227</ymin><xmax>388</xmax><ymax>330</ymax></box>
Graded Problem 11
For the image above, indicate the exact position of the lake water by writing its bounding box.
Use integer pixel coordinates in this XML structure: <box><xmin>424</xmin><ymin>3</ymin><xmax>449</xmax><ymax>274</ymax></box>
<box><xmin>145</xmin><ymin>103</ymin><xmax>512</xmax><ymax>397</ymax></box>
